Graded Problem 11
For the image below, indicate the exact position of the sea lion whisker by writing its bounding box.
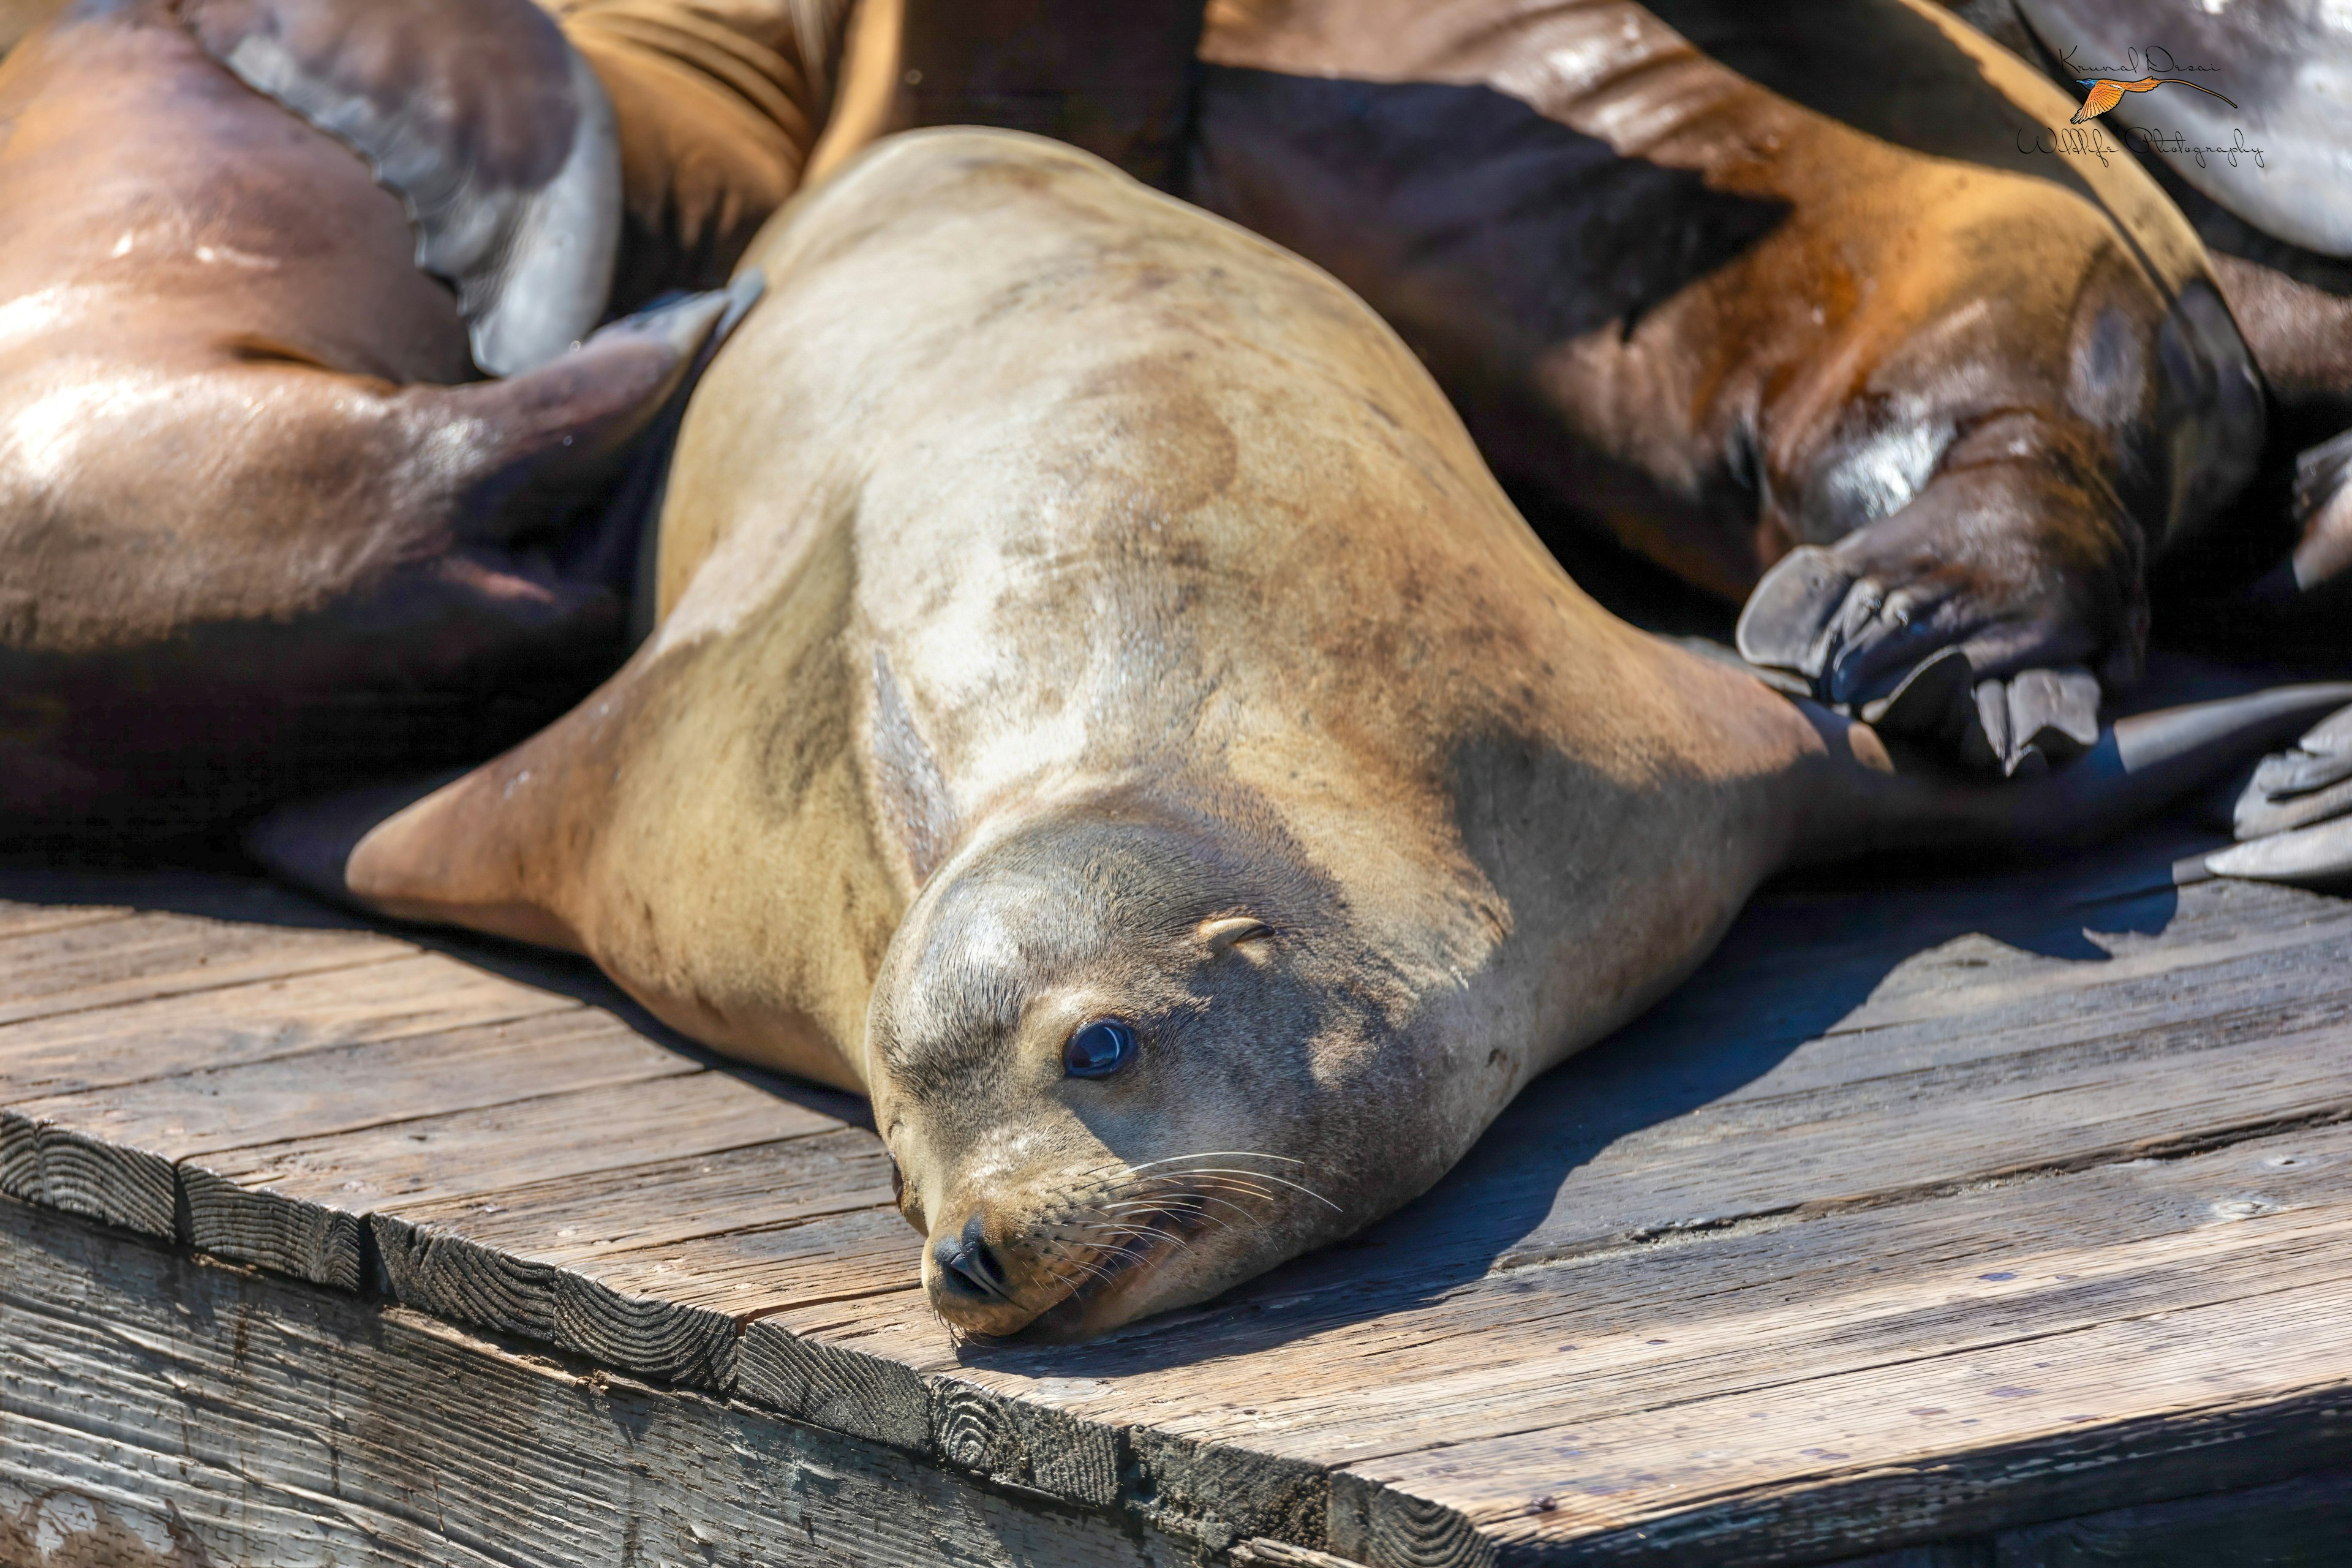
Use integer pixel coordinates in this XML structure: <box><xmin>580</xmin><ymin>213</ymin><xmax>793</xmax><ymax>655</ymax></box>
<box><xmin>1136</xmin><ymin>1167</ymin><xmax>1344</xmax><ymax>1211</ymax></box>
<box><xmin>1101</xmin><ymin>1190</ymin><xmax>1261</xmax><ymax>1224</ymax></box>
<box><xmin>1114</xmin><ymin>1172</ymin><xmax>1283</xmax><ymax>1205</ymax></box>
<box><xmin>1114</xmin><ymin>1151</ymin><xmax>1309</xmax><ymax>1174</ymax></box>
<box><xmin>1044</xmin><ymin>1253</ymin><xmax>1119</xmax><ymax>1292</ymax></box>
<box><xmin>1106</xmin><ymin>1206</ymin><xmax>1244</xmax><ymax>1238</ymax></box>
<box><xmin>1095</xmin><ymin>1197</ymin><xmax>1265</xmax><ymax>1233</ymax></box>
<box><xmin>1054</xmin><ymin>1222</ymin><xmax>1185</xmax><ymax>1260</ymax></box>
<box><xmin>1069</xmin><ymin>1213</ymin><xmax>1208</xmax><ymax>1246</ymax></box>
<box><xmin>1091</xmin><ymin>1202</ymin><xmax>1249</xmax><ymax>1239</ymax></box>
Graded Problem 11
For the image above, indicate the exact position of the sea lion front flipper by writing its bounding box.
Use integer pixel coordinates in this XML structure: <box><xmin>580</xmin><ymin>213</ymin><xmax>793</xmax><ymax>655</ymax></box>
<box><xmin>1737</xmin><ymin>453</ymin><xmax>2139</xmax><ymax>775</ymax></box>
<box><xmin>328</xmin><ymin>701</ymin><xmax>622</xmax><ymax>954</ymax></box>
<box><xmin>183</xmin><ymin>0</ymin><xmax>621</xmax><ymax>374</ymax></box>
<box><xmin>246</xmin><ymin>774</ymin><xmax>470</xmax><ymax>918</ymax></box>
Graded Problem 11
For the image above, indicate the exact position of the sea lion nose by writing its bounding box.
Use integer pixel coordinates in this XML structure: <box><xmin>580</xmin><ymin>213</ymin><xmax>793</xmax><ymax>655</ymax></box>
<box><xmin>932</xmin><ymin>1214</ymin><xmax>1012</xmax><ymax>1302</ymax></box>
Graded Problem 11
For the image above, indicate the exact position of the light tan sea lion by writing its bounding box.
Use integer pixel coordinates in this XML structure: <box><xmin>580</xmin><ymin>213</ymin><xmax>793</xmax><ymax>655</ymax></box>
<box><xmin>0</xmin><ymin>0</ymin><xmax>746</xmax><ymax>844</ymax></box>
<box><xmin>295</xmin><ymin>130</ymin><xmax>2352</xmax><ymax>1340</ymax></box>
<box><xmin>1186</xmin><ymin>0</ymin><xmax>2267</xmax><ymax>775</ymax></box>
<box><xmin>0</xmin><ymin>0</ymin><xmax>67</xmax><ymax>56</ymax></box>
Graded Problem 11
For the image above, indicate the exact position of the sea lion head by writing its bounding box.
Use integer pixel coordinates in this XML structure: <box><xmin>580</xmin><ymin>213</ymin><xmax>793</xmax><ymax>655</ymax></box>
<box><xmin>867</xmin><ymin>789</ymin><xmax>1420</xmax><ymax>1340</ymax></box>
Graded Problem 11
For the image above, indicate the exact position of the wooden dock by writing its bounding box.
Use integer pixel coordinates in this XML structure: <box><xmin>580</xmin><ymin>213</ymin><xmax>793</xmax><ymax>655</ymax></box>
<box><xmin>6</xmin><ymin>825</ymin><xmax>2352</xmax><ymax>1566</ymax></box>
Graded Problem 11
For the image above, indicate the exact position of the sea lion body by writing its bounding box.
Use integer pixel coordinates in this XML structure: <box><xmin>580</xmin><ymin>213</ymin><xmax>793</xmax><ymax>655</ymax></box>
<box><xmin>339</xmin><ymin>128</ymin><xmax>1849</xmax><ymax>1330</ymax></box>
<box><xmin>320</xmin><ymin>130</ymin><xmax>2352</xmax><ymax>1338</ymax></box>
<box><xmin>0</xmin><ymin>0</ymin><xmax>739</xmax><ymax>842</ymax></box>
<box><xmin>1947</xmin><ymin>0</ymin><xmax>2352</xmax><ymax>598</ymax></box>
<box><xmin>1187</xmin><ymin>0</ymin><xmax>2264</xmax><ymax>774</ymax></box>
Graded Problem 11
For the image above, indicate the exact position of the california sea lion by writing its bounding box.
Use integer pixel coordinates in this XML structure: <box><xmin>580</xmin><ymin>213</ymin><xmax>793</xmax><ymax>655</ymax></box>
<box><xmin>0</xmin><ymin>0</ymin><xmax>66</xmax><ymax>56</ymax></box>
<box><xmin>1947</xmin><ymin>0</ymin><xmax>2352</xmax><ymax>599</ymax></box>
<box><xmin>277</xmin><ymin>129</ymin><xmax>2352</xmax><ymax>1339</ymax></box>
<box><xmin>541</xmin><ymin>0</ymin><xmax>859</xmax><ymax>306</ymax></box>
<box><xmin>1186</xmin><ymin>0</ymin><xmax>2264</xmax><ymax>775</ymax></box>
<box><xmin>0</xmin><ymin>0</ymin><xmax>744</xmax><ymax>844</ymax></box>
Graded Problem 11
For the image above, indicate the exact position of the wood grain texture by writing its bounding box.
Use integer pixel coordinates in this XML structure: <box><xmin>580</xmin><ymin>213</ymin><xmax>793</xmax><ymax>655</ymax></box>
<box><xmin>3</xmin><ymin>1009</ymin><xmax>695</xmax><ymax>1238</ymax></box>
<box><xmin>364</xmin><ymin>1130</ymin><xmax>910</xmax><ymax>1387</ymax></box>
<box><xmin>0</xmin><ymin>902</ymin><xmax>127</xmax><ymax>941</ymax></box>
<box><xmin>7</xmin><ymin>850</ymin><xmax>2352</xmax><ymax>1564</ymax></box>
<box><xmin>0</xmin><ymin>1194</ymin><xmax>1207</xmax><ymax>1568</ymax></box>
<box><xmin>0</xmin><ymin>951</ymin><xmax>577</xmax><ymax>1099</ymax></box>
<box><xmin>187</xmin><ymin>1069</ymin><xmax>850</xmax><ymax>1287</ymax></box>
<box><xmin>0</xmin><ymin>909</ymin><xmax>393</xmax><ymax>1029</ymax></box>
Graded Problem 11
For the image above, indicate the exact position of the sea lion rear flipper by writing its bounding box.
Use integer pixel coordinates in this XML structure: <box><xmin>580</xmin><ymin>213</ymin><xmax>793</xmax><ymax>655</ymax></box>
<box><xmin>183</xmin><ymin>0</ymin><xmax>620</xmax><ymax>375</ymax></box>
<box><xmin>1736</xmin><ymin>448</ymin><xmax>2143</xmax><ymax>777</ymax></box>
<box><xmin>2207</xmin><ymin>699</ymin><xmax>2352</xmax><ymax>863</ymax></box>
<box><xmin>2280</xmin><ymin>428</ymin><xmax>2352</xmax><ymax>594</ymax></box>
<box><xmin>400</xmin><ymin>280</ymin><xmax>752</xmax><ymax>546</ymax></box>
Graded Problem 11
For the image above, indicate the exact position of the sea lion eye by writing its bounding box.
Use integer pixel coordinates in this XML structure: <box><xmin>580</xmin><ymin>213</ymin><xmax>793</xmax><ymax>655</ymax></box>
<box><xmin>1063</xmin><ymin>1018</ymin><xmax>1137</xmax><ymax>1078</ymax></box>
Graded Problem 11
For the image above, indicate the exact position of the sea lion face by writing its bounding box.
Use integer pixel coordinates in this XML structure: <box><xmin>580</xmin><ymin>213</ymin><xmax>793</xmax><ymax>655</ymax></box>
<box><xmin>867</xmin><ymin>798</ymin><xmax>1395</xmax><ymax>1340</ymax></box>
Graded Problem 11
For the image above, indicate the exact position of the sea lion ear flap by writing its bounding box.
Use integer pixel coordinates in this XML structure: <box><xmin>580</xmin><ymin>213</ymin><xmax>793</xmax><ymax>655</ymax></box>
<box><xmin>1199</xmin><ymin>916</ymin><xmax>1274</xmax><ymax>963</ymax></box>
<box><xmin>183</xmin><ymin>0</ymin><xmax>620</xmax><ymax>374</ymax></box>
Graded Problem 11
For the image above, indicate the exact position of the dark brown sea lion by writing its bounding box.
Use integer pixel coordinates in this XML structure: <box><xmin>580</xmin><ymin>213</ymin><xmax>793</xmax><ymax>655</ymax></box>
<box><xmin>1186</xmin><ymin>0</ymin><xmax>2266</xmax><ymax>775</ymax></box>
<box><xmin>0</xmin><ymin>0</ymin><xmax>745</xmax><ymax>845</ymax></box>
<box><xmin>541</xmin><ymin>0</ymin><xmax>859</xmax><ymax>307</ymax></box>
<box><xmin>275</xmin><ymin>129</ymin><xmax>2352</xmax><ymax>1339</ymax></box>
<box><xmin>1946</xmin><ymin>0</ymin><xmax>2352</xmax><ymax>600</ymax></box>
<box><xmin>1928</xmin><ymin>1</ymin><xmax>2352</xmax><ymax>884</ymax></box>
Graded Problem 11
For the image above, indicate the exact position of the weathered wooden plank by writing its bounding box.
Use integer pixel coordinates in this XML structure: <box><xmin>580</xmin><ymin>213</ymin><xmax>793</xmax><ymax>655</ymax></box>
<box><xmin>0</xmin><ymin>903</ymin><xmax>129</xmax><ymax>941</ymax></box>
<box><xmin>2</xmin><ymin>1009</ymin><xmax>694</xmax><ymax>1238</ymax></box>
<box><xmin>1657</xmin><ymin>846</ymin><xmax>2321</xmax><ymax>1000</ymax></box>
<box><xmin>1637</xmin><ymin>900</ymin><xmax>2352</xmax><ymax>1104</ymax></box>
<box><xmin>381</xmin><ymin>1128</ymin><xmax>894</xmax><ymax>1255</ymax></box>
<box><xmin>1360</xmin><ymin>982</ymin><xmax>2352</xmax><ymax>1286</ymax></box>
<box><xmin>0</xmin><ymin>950</ymin><xmax>578</xmax><ymax>1099</ymax></box>
<box><xmin>736</xmin><ymin>1286</ymin><xmax>940</xmax><ymax>1452</ymax></box>
<box><xmin>761</xmin><ymin>1128</ymin><xmax>2352</xmax><ymax>1556</ymax></box>
<box><xmin>0</xmin><ymin>1193</ymin><xmax>1209</xmax><ymax>1568</ymax></box>
<box><xmin>1232</xmin><ymin>1541</ymin><xmax>1374</xmax><ymax>1568</ymax></box>
<box><xmin>1335</xmin><ymin>1241</ymin><xmax>2352</xmax><ymax>1565</ymax></box>
<box><xmin>366</xmin><ymin>1133</ymin><xmax>910</xmax><ymax>1389</ymax></box>
<box><xmin>5</xmin><ymin>859</ymin><xmax>2350</xmax><ymax>1567</ymax></box>
<box><xmin>1652</xmin><ymin>875</ymin><xmax>2352</xmax><ymax>1052</ymax></box>
<box><xmin>0</xmin><ymin>909</ymin><xmax>398</xmax><ymax>1029</ymax></box>
<box><xmin>187</xmin><ymin>1069</ymin><xmax>853</xmax><ymax>1286</ymax></box>
<box><xmin>1990</xmin><ymin>1468</ymin><xmax>2352</xmax><ymax>1566</ymax></box>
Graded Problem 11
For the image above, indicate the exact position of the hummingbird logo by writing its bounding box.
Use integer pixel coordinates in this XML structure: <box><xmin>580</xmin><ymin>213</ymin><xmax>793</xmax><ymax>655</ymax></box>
<box><xmin>2071</xmin><ymin>75</ymin><xmax>2238</xmax><ymax>125</ymax></box>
